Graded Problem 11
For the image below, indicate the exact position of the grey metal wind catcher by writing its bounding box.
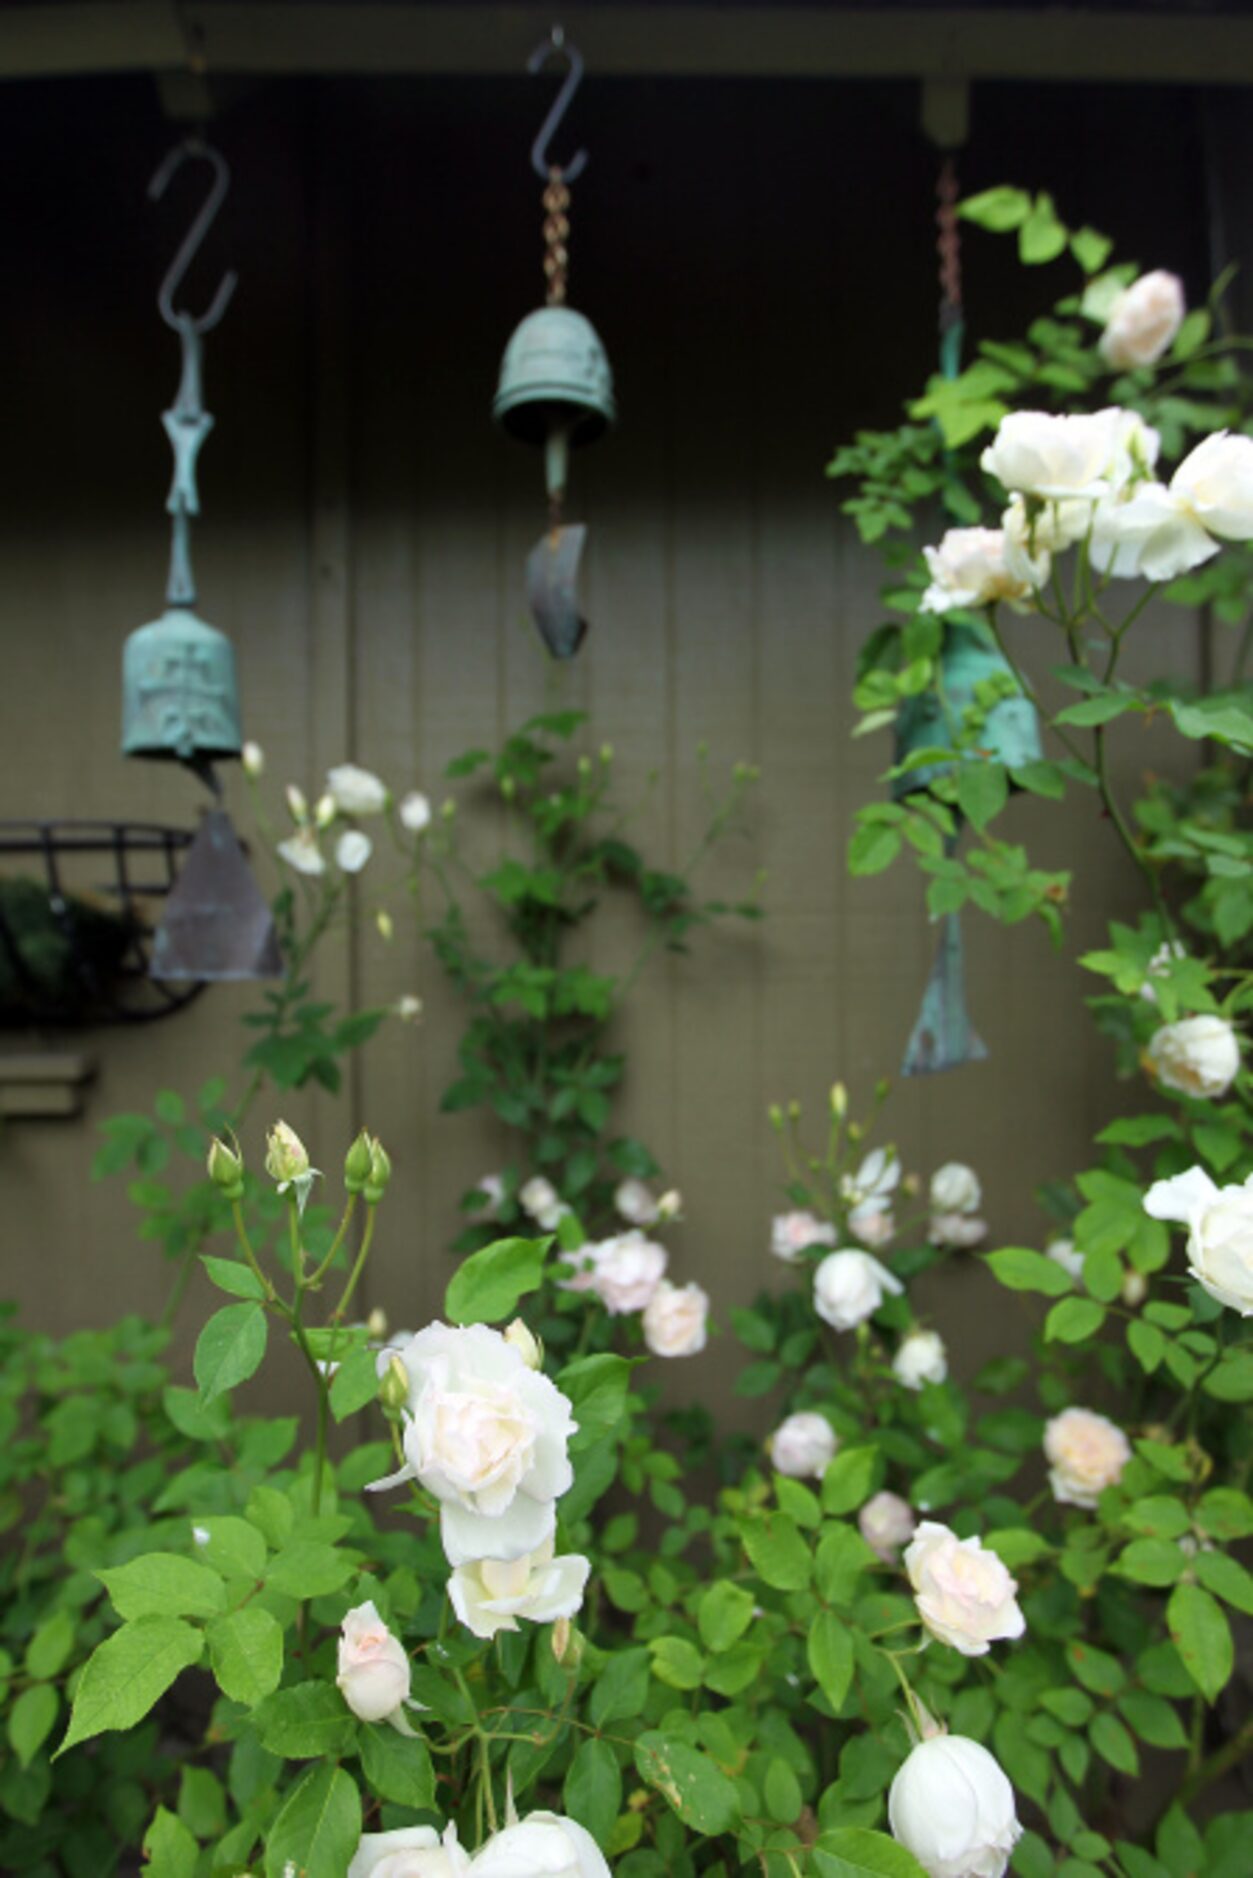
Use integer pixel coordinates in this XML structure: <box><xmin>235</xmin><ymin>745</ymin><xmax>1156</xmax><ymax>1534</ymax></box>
<box><xmin>494</xmin><ymin>27</ymin><xmax>616</xmax><ymax>658</ymax></box>
<box><xmin>121</xmin><ymin>137</ymin><xmax>280</xmax><ymax>984</ymax></box>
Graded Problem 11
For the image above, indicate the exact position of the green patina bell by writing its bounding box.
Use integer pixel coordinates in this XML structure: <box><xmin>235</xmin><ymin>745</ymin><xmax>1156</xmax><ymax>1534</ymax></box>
<box><xmin>122</xmin><ymin>606</ymin><xmax>241</xmax><ymax>763</ymax></box>
<box><xmin>893</xmin><ymin>622</ymin><xmax>1041</xmax><ymax>1078</ymax></box>
<box><xmin>494</xmin><ymin>305</ymin><xmax>615</xmax><ymax>502</ymax></box>
<box><xmin>892</xmin><ymin>622</ymin><xmax>1041</xmax><ymax>798</ymax></box>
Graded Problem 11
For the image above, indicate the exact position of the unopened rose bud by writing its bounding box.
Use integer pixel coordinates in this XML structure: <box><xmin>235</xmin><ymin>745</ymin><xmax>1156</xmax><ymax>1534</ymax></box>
<box><xmin>393</xmin><ymin>994</ymin><xmax>423</xmax><ymax>1023</ymax></box>
<box><xmin>207</xmin><ymin>1135</ymin><xmax>244</xmax><ymax>1200</ymax></box>
<box><xmin>376</xmin><ymin>909</ymin><xmax>394</xmax><ymax>941</ymax></box>
<box><xmin>504</xmin><ymin>1319</ymin><xmax>543</xmax><ymax>1370</ymax></box>
<box><xmin>599</xmin><ymin>743</ymin><xmax>614</xmax><ymax>764</ymax></box>
<box><xmin>787</xmin><ymin>1100</ymin><xmax>801</xmax><ymax>1121</ymax></box>
<box><xmin>768</xmin><ymin>1104</ymin><xmax>784</xmax><ymax>1132</ymax></box>
<box><xmin>577</xmin><ymin>755</ymin><xmax>593</xmax><ymax>777</ymax></box>
<box><xmin>1122</xmin><ymin>1270</ymin><xmax>1148</xmax><ymax>1308</ymax></box>
<box><xmin>380</xmin><ymin>1354</ymin><xmax>410</xmax><ymax>1415</ymax></box>
<box><xmin>847</xmin><ymin>1121</ymin><xmax>864</xmax><ymax>1143</ymax></box>
<box><xmin>364</xmin><ymin>1139</ymin><xmax>392</xmax><ymax>1204</ymax></box>
<box><xmin>875</xmin><ymin>1078</ymin><xmax>891</xmax><ymax>1102</ymax></box>
<box><xmin>314</xmin><ymin>793</ymin><xmax>336</xmax><ymax>829</ymax></box>
<box><xmin>656</xmin><ymin>1189</ymin><xmax>683</xmax><ymax>1222</ymax></box>
<box><xmin>366</xmin><ymin>1307</ymin><xmax>388</xmax><ymax>1340</ymax></box>
<box><xmin>241</xmin><ymin>740</ymin><xmax>265</xmax><ymax>779</ymax></box>
<box><xmin>440</xmin><ymin>797</ymin><xmax>456</xmax><ymax>820</ymax></box>
<box><xmin>266</xmin><ymin>1120</ymin><xmax>310</xmax><ymax>1186</ymax></box>
<box><xmin>550</xmin><ymin>1618</ymin><xmax>584</xmax><ymax>1668</ymax></box>
<box><xmin>285</xmin><ymin>783</ymin><xmax>308</xmax><ymax>823</ymax></box>
<box><xmin>902</xmin><ymin>1172</ymin><xmax>921</xmax><ymax>1197</ymax></box>
<box><xmin>830</xmin><ymin>1082</ymin><xmax>848</xmax><ymax>1119</ymax></box>
<box><xmin>344</xmin><ymin>1130</ymin><xmax>374</xmax><ymax>1194</ymax></box>
<box><xmin>500</xmin><ymin>775</ymin><xmax>517</xmax><ymax>799</ymax></box>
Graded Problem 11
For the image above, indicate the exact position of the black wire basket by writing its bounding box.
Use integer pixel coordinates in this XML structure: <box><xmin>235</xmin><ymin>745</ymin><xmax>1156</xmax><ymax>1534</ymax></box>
<box><xmin>0</xmin><ymin>821</ymin><xmax>205</xmax><ymax>1026</ymax></box>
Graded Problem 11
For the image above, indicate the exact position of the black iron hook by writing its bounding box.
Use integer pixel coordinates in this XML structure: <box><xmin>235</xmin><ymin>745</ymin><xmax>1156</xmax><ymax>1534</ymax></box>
<box><xmin>148</xmin><ymin>138</ymin><xmax>238</xmax><ymax>335</ymax></box>
<box><xmin>528</xmin><ymin>26</ymin><xmax>587</xmax><ymax>183</ymax></box>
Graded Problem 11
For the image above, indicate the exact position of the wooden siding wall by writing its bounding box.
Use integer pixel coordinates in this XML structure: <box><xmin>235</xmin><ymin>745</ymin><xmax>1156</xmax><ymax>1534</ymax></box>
<box><xmin>0</xmin><ymin>72</ymin><xmax>1247</xmax><ymax>1408</ymax></box>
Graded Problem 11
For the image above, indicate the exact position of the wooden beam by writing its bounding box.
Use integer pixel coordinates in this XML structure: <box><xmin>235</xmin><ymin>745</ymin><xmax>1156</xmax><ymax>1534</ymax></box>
<box><xmin>2</xmin><ymin>4</ymin><xmax>1252</xmax><ymax>85</ymax></box>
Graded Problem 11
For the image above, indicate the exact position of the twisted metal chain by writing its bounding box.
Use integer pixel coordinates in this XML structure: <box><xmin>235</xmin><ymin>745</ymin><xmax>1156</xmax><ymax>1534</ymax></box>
<box><xmin>543</xmin><ymin>165</ymin><xmax>571</xmax><ymax>305</ymax></box>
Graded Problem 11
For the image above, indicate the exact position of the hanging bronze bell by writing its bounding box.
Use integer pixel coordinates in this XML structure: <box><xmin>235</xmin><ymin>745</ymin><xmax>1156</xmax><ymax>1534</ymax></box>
<box><xmin>122</xmin><ymin>604</ymin><xmax>242</xmax><ymax>764</ymax></box>
<box><xmin>892</xmin><ymin>621</ymin><xmax>1041</xmax><ymax>795</ymax></box>
<box><xmin>494</xmin><ymin>305</ymin><xmax>615</xmax><ymax>499</ymax></box>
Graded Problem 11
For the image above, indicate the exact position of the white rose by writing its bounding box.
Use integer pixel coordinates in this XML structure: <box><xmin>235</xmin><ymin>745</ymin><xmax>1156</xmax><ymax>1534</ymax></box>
<box><xmin>849</xmin><ymin>1202</ymin><xmax>895</xmax><ymax>1249</ymax></box>
<box><xmin>841</xmin><ymin>1148</ymin><xmax>901</xmax><ymax>1208</ymax></box>
<box><xmin>1144</xmin><ymin>1166</ymin><xmax>1253</xmax><ymax>1315</ymax></box>
<box><xmin>399</xmin><ymin>790</ymin><xmax>432</xmax><ymax>832</ymax></box>
<box><xmin>277</xmin><ymin>827</ymin><xmax>326</xmax><ymax>876</ymax></box>
<box><xmin>448</xmin><ymin>1536</ymin><xmax>589</xmax><ymax>1640</ymax></box>
<box><xmin>393</xmin><ymin>994</ymin><xmax>423</xmax><ymax>1022</ymax></box>
<box><xmin>889</xmin><ymin>1734</ymin><xmax>1022</xmax><ymax>1878</ymax></box>
<box><xmin>336</xmin><ymin>1601</ymin><xmax>411</xmax><ymax>1724</ymax></box>
<box><xmin>1140</xmin><ymin>938</ymin><xmax>1188</xmax><ymax>1006</ymax></box>
<box><xmin>1099</xmin><ymin>270</ymin><xmax>1185</xmax><ymax>370</ymax></box>
<box><xmin>470</xmin><ymin>1813</ymin><xmax>610</xmax><ymax>1878</ymax></box>
<box><xmin>1172</xmin><ymin>431</ymin><xmax>1253</xmax><ymax>540</ymax></box>
<box><xmin>905</xmin><ymin>1521</ymin><xmax>1025</xmax><ymax>1657</ymax></box>
<box><xmin>327</xmin><ymin>763</ymin><xmax>389</xmax><ymax>815</ymax></box>
<box><xmin>772</xmin><ymin>1210</ymin><xmax>837</xmax><ymax>1262</ymax></box>
<box><xmin>336</xmin><ymin>829</ymin><xmax>373</xmax><ymax>874</ymax></box>
<box><xmin>643</xmin><ymin>1279</ymin><xmax>709</xmax><ymax>1357</ymax></box>
<box><xmin>591</xmin><ymin>1230</ymin><xmax>667</xmax><ymax>1314</ymax></box>
<box><xmin>859</xmin><ymin>1490</ymin><xmax>917</xmax><ymax>1561</ymax></box>
<box><xmin>520</xmin><ymin>1176</ymin><xmax>566</xmax><ymax>1231</ymax></box>
<box><xmin>1146</xmin><ymin>1015</ymin><xmax>1241</xmax><ymax>1099</ymax></box>
<box><xmin>350</xmin><ymin>1823</ymin><xmax>470</xmax><ymax>1878</ymax></box>
<box><xmin>919</xmin><ymin>527</ymin><xmax>1041</xmax><ymax>614</ymax></box>
<box><xmin>1046</xmin><ymin>1237</ymin><xmax>1086</xmax><ymax>1281</ymax></box>
<box><xmin>980</xmin><ymin>407</ymin><xmax>1137</xmax><ymax>500</ymax></box>
<box><xmin>929</xmin><ymin>1213</ymin><xmax>987</xmax><ymax>1250</ymax></box>
<box><xmin>768</xmin><ymin>1411</ymin><xmax>837</xmax><ymax>1479</ymax></box>
<box><xmin>893</xmin><ymin>1329</ymin><xmax>948</xmax><ymax>1392</ymax></box>
<box><xmin>813</xmin><ymin>1250</ymin><xmax>903</xmax><ymax>1330</ymax></box>
<box><xmin>1088</xmin><ymin>483</ymin><xmax>1218</xmax><ymax>581</ymax></box>
<box><xmin>614</xmin><ymin>1177</ymin><xmax>660</xmax><ymax>1226</ymax></box>
<box><xmin>929</xmin><ymin>1163</ymin><xmax>981</xmax><ymax>1214</ymax></box>
<box><xmin>1044</xmin><ymin>1407</ymin><xmax>1131</xmax><ymax>1508</ymax></box>
<box><xmin>369</xmin><ymin>1323</ymin><xmax>577</xmax><ymax>1564</ymax></box>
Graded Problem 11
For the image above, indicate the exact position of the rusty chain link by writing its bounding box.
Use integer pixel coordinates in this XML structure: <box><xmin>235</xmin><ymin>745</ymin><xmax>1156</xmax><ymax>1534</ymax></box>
<box><xmin>543</xmin><ymin>166</ymin><xmax>571</xmax><ymax>306</ymax></box>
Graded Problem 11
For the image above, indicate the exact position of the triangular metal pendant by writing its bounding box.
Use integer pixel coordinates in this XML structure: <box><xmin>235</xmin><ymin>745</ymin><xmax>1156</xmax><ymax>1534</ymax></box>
<box><xmin>150</xmin><ymin>807</ymin><xmax>282</xmax><ymax>981</ymax></box>
<box><xmin>526</xmin><ymin>523</ymin><xmax>589</xmax><ymax>658</ymax></box>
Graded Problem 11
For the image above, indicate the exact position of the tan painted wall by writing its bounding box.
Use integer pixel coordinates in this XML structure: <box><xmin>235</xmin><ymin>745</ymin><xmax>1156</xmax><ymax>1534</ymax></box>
<box><xmin>0</xmin><ymin>72</ymin><xmax>1243</xmax><ymax>1410</ymax></box>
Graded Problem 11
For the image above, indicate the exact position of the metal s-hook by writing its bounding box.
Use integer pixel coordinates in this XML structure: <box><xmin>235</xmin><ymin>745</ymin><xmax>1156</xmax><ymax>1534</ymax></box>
<box><xmin>528</xmin><ymin>26</ymin><xmax>587</xmax><ymax>183</ymax></box>
<box><xmin>148</xmin><ymin>138</ymin><xmax>238</xmax><ymax>335</ymax></box>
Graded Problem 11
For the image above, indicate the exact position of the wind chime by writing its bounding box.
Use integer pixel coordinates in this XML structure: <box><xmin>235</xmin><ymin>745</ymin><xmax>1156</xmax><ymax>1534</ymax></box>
<box><xmin>893</xmin><ymin>147</ymin><xmax>1041</xmax><ymax>1076</ymax></box>
<box><xmin>493</xmin><ymin>27</ymin><xmax>615</xmax><ymax>658</ymax></box>
<box><xmin>122</xmin><ymin>138</ymin><xmax>280</xmax><ymax>983</ymax></box>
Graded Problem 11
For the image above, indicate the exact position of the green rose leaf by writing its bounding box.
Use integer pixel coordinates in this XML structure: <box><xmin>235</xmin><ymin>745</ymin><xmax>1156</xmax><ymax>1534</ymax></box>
<box><xmin>8</xmin><ymin>1684</ymin><xmax>59</xmax><ymax>1769</ymax></box>
<box><xmin>698</xmin><ymin>1581</ymin><xmax>755</xmax><ymax>1654</ymax></box>
<box><xmin>743</xmin><ymin>1513</ymin><xmax>812</xmax><ymax>1591</ymax></box>
<box><xmin>201</xmin><ymin>1256</ymin><xmax>267</xmax><ymax>1301</ymax></box>
<box><xmin>986</xmin><ymin>1248</ymin><xmax>1073</xmax><ymax>1297</ymax></box>
<box><xmin>808</xmin><ymin>1609</ymin><xmax>855</xmax><ymax>1712</ymax></box>
<box><xmin>1168</xmin><ymin>1584</ymin><xmax>1233</xmax><ymax>1703</ymax></box>
<box><xmin>143</xmin><ymin>1805</ymin><xmax>199</xmax><ymax>1878</ymax></box>
<box><xmin>329</xmin><ymin>1345</ymin><xmax>383</xmax><ymax>1421</ymax></box>
<box><xmin>190</xmin><ymin>1516</ymin><xmax>267</xmax><ymax>1581</ymax></box>
<box><xmin>207</xmin><ymin>1607</ymin><xmax>284</xmax><ymax>1706</ymax></box>
<box><xmin>97</xmin><ymin>1553</ymin><xmax>227</xmax><ymax>1622</ymax></box>
<box><xmin>564</xmin><ymin>1736</ymin><xmax>622</xmax><ymax>1844</ymax></box>
<box><xmin>957</xmin><ymin>186</ymin><xmax>1032</xmax><ymax>232</ymax></box>
<box><xmin>589</xmin><ymin>1648</ymin><xmax>650</xmax><ymax>1726</ymax></box>
<box><xmin>1044</xmin><ymin>1297</ymin><xmax>1106</xmax><ymax>1344</ymax></box>
<box><xmin>359</xmin><ymin>1722</ymin><xmax>436</xmax><ymax>1809</ymax></box>
<box><xmin>1194</xmin><ymin>1550</ymin><xmax>1253</xmax><ymax>1617</ymax></box>
<box><xmin>633</xmin><ymin>1731</ymin><xmax>738</xmax><ymax>1835</ymax></box>
<box><xmin>821</xmin><ymin>1445</ymin><xmax>883</xmax><ymax>1515</ymax></box>
<box><xmin>264</xmin><ymin>1763</ymin><xmax>361</xmax><ymax>1878</ymax></box>
<box><xmin>557</xmin><ymin>1353</ymin><xmax>632</xmax><ymax>1450</ymax></box>
<box><xmin>24</xmin><ymin>1609</ymin><xmax>76</xmax><ymax>1682</ymax></box>
<box><xmin>650</xmin><ymin>1636</ymin><xmax>705</xmax><ymax>1691</ymax></box>
<box><xmin>813</xmin><ymin>1828</ymin><xmax>928</xmax><ymax>1877</ymax></box>
<box><xmin>445</xmin><ymin>1236</ymin><xmax>548</xmax><ymax>1325</ymax></box>
<box><xmin>266</xmin><ymin>1541</ymin><xmax>357</xmax><ymax>1599</ymax></box>
<box><xmin>254</xmin><ymin>1682</ymin><xmax>357</xmax><ymax>1760</ymax></box>
<box><xmin>194</xmin><ymin>1302</ymin><xmax>268</xmax><ymax>1406</ymax></box>
<box><xmin>57</xmin><ymin>1616</ymin><xmax>204</xmax><ymax>1755</ymax></box>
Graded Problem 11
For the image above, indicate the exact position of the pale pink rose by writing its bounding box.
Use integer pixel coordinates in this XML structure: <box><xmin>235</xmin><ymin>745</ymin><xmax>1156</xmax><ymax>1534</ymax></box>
<box><xmin>772</xmin><ymin>1210</ymin><xmax>837</xmax><ymax>1263</ymax></box>
<box><xmin>893</xmin><ymin>1329</ymin><xmax>947</xmax><ymax>1391</ymax></box>
<box><xmin>642</xmin><ymin>1279</ymin><xmax>709</xmax><ymax>1357</ymax></box>
<box><xmin>919</xmin><ymin>527</ymin><xmax>1040</xmax><ymax>614</ymax></box>
<box><xmin>849</xmin><ymin>1202</ymin><xmax>895</xmax><ymax>1249</ymax></box>
<box><xmin>905</xmin><ymin>1521</ymin><xmax>1025</xmax><ymax>1657</ymax></box>
<box><xmin>1099</xmin><ymin>270</ymin><xmax>1185</xmax><ymax>369</ymax></box>
<box><xmin>859</xmin><ymin>1491</ymin><xmax>917</xmax><ymax>1561</ymax></box>
<box><xmin>768</xmin><ymin>1411</ymin><xmax>837</xmax><ymax>1479</ymax></box>
<box><xmin>614</xmin><ymin>1178</ymin><xmax>660</xmax><ymax>1226</ymax></box>
<box><xmin>813</xmin><ymin>1250</ymin><xmax>904</xmax><ymax>1330</ymax></box>
<box><xmin>337</xmin><ymin>1601</ymin><xmax>411</xmax><ymax>1722</ymax></box>
<box><xmin>590</xmin><ymin>1230</ymin><xmax>667</xmax><ymax>1314</ymax></box>
<box><xmin>1044</xmin><ymin>1408</ymin><xmax>1131</xmax><ymax>1509</ymax></box>
<box><xmin>929</xmin><ymin>1213</ymin><xmax>987</xmax><ymax>1250</ymax></box>
<box><xmin>1146</xmin><ymin>1015</ymin><xmax>1241</xmax><ymax>1100</ymax></box>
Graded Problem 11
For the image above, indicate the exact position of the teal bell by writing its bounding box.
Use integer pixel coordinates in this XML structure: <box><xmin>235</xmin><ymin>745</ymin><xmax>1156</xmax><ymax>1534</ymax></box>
<box><xmin>892</xmin><ymin>621</ymin><xmax>1041</xmax><ymax>799</ymax></box>
<box><xmin>494</xmin><ymin>304</ymin><xmax>615</xmax><ymax>504</ymax></box>
<box><xmin>122</xmin><ymin>605</ymin><xmax>242</xmax><ymax>763</ymax></box>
